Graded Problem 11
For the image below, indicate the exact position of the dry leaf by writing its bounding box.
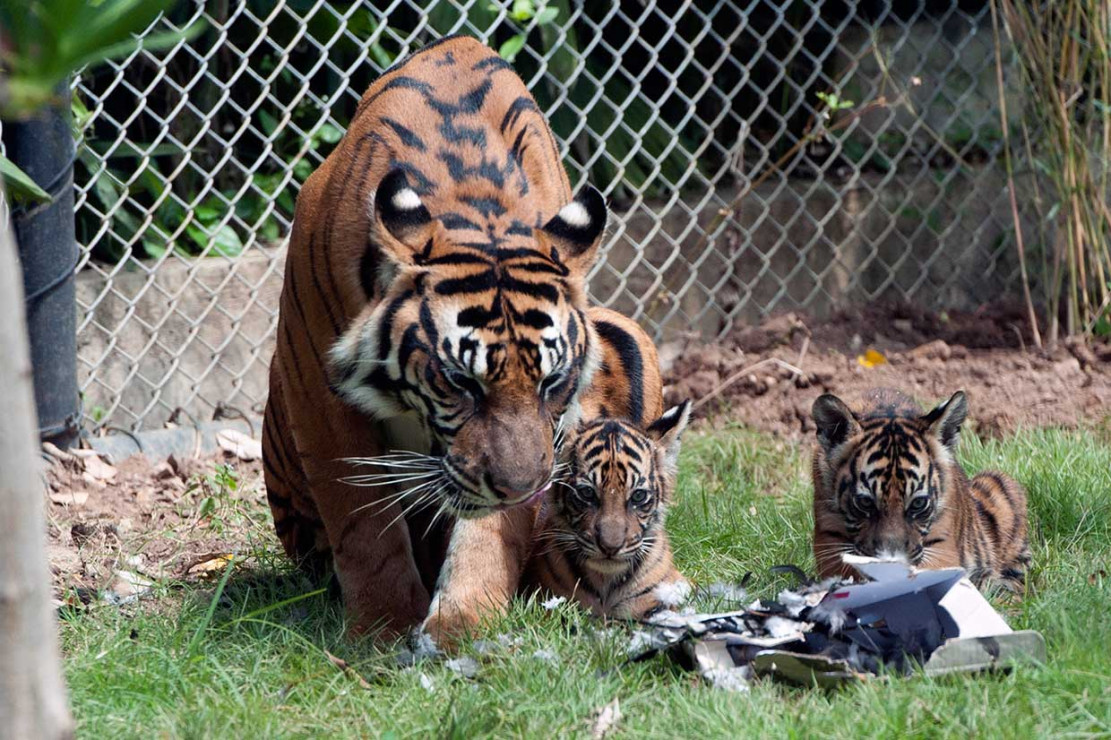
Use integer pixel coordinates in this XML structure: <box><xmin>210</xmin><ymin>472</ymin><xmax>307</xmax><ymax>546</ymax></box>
<box><xmin>216</xmin><ymin>429</ymin><xmax>262</xmax><ymax>461</ymax></box>
<box><xmin>50</xmin><ymin>491</ymin><xmax>89</xmax><ymax>507</ymax></box>
<box><xmin>186</xmin><ymin>554</ymin><xmax>235</xmax><ymax>577</ymax></box>
<box><xmin>591</xmin><ymin>698</ymin><xmax>622</xmax><ymax>739</ymax></box>
<box><xmin>325</xmin><ymin>650</ymin><xmax>373</xmax><ymax>690</ymax></box>
<box><xmin>82</xmin><ymin>455</ymin><xmax>118</xmax><ymax>481</ymax></box>
<box><xmin>856</xmin><ymin>348</ymin><xmax>888</xmax><ymax>368</ymax></box>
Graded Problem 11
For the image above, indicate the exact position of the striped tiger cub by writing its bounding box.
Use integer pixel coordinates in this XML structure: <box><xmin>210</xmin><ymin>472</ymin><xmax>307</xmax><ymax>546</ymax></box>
<box><xmin>526</xmin><ymin>401</ymin><xmax>693</xmax><ymax>619</ymax></box>
<box><xmin>811</xmin><ymin>388</ymin><xmax>1031</xmax><ymax>592</ymax></box>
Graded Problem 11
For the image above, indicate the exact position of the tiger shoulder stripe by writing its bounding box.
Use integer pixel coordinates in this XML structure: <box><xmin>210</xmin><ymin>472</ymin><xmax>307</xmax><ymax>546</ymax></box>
<box><xmin>811</xmin><ymin>387</ymin><xmax>1030</xmax><ymax>593</ymax></box>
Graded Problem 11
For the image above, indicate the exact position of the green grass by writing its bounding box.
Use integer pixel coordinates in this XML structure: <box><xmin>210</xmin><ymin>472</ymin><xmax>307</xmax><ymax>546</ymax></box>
<box><xmin>61</xmin><ymin>425</ymin><xmax>1111</xmax><ymax>738</ymax></box>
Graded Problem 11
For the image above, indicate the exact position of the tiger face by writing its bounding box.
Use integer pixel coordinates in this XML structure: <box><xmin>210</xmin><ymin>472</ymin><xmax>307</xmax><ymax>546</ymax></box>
<box><xmin>329</xmin><ymin>169</ymin><xmax>607</xmax><ymax>516</ymax></box>
<box><xmin>551</xmin><ymin>402</ymin><xmax>691</xmax><ymax>575</ymax></box>
<box><xmin>811</xmin><ymin>389</ymin><xmax>968</xmax><ymax>566</ymax></box>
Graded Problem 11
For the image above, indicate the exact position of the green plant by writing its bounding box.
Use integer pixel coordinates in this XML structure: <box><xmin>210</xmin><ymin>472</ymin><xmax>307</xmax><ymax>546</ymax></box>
<box><xmin>0</xmin><ymin>0</ymin><xmax>202</xmax><ymax>205</ymax></box>
<box><xmin>994</xmin><ymin>0</ymin><xmax>1111</xmax><ymax>343</ymax></box>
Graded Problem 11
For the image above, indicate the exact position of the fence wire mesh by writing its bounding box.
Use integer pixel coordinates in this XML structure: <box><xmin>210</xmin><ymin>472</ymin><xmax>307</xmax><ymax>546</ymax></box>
<box><xmin>67</xmin><ymin>0</ymin><xmax>1027</xmax><ymax>432</ymax></box>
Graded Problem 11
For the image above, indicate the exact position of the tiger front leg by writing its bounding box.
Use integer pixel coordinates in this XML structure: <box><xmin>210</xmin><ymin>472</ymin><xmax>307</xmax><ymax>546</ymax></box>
<box><xmin>422</xmin><ymin>504</ymin><xmax>538</xmax><ymax>651</ymax></box>
<box><xmin>310</xmin><ymin>478</ymin><xmax>433</xmax><ymax>639</ymax></box>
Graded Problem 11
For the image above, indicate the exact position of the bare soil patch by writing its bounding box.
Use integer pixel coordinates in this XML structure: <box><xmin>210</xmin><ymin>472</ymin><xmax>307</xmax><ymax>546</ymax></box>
<box><xmin>664</xmin><ymin>302</ymin><xmax>1111</xmax><ymax>440</ymax></box>
<box><xmin>43</xmin><ymin>447</ymin><xmax>269</xmax><ymax>608</ymax></box>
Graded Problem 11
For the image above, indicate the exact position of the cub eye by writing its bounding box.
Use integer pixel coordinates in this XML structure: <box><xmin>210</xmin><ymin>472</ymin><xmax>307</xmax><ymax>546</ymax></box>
<box><xmin>906</xmin><ymin>495</ymin><xmax>931</xmax><ymax>516</ymax></box>
<box><xmin>853</xmin><ymin>491</ymin><xmax>875</xmax><ymax>512</ymax></box>
<box><xmin>573</xmin><ymin>483</ymin><xmax>597</xmax><ymax>506</ymax></box>
<box><xmin>629</xmin><ymin>488</ymin><xmax>652</xmax><ymax>508</ymax></box>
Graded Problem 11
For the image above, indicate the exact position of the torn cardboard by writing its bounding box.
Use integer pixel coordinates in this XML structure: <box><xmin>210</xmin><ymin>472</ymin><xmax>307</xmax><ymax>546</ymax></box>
<box><xmin>630</xmin><ymin>557</ymin><xmax>1045</xmax><ymax>689</ymax></box>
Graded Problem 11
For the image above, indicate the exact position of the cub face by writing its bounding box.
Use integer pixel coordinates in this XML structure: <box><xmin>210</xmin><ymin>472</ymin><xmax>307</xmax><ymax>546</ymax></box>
<box><xmin>329</xmin><ymin>169</ymin><xmax>608</xmax><ymax>516</ymax></box>
<box><xmin>811</xmin><ymin>390</ymin><xmax>967</xmax><ymax>565</ymax></box>
<box><xmin>552</xmin><ymin>402</ymin><xmax>692</xmax><ymax>574</ymax></box>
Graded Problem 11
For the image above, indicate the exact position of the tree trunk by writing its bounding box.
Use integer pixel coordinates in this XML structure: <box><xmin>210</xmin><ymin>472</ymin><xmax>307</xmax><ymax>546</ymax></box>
<box><xmin>0</xmin><ymin>192</ymin><xmax>75</xmax><ymax>738</ymax></box>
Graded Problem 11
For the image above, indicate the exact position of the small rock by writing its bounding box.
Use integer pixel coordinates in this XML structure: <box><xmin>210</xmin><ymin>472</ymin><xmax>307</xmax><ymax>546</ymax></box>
<box><xmin>908</xmin><ymin>340</ymin><xmax>951</xmax><ymax>361</ymax></box>
<box><xmin>153</xmin><ymin>461</ymin><xmax>177</xmax><ymax>480</ymax></box>
<box><xmin>1052</xmin><ymin>357</ymin><xmax>1082</xmax><ymax>377</ymax></box>
<box><xmin>892</xmin><ymin>318</ymin><xmax>914</xmax><ymax>334</ymax></box>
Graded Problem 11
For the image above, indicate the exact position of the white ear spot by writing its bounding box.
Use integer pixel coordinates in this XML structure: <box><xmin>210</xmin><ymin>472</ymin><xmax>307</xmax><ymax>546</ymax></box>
<box><xmin>557</xmin><ymin>201</ymin><xmax>591</xmax><ymax>228</ymax></box>
<box><xmin>392</xmin><ymin>188</ymin><xmax>422</xmax><ymax>211</ymax></box>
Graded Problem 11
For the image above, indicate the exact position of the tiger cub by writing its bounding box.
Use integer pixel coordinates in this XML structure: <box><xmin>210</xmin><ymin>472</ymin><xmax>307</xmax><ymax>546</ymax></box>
<box><xmin>811</xmin><ymin>388</ymin><xmax>1030</xmax><ymax>592</ymax></box>
<box><xmin>526</xmin><ymin>402</ymin><xmax>693</xmax><ymax>619</ymax></box>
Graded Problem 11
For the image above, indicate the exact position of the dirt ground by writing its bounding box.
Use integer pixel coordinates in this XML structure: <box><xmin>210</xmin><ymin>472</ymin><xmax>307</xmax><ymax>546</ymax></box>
<box><xmin>44</xmin><ymin>447</ymin><xmax>268</xmax><ymax>608</ymax></box>
<box><xmin>44</xmin><ymin>301</ymin><xmax>1111</xmax><ymax>606</ymax></box>
<box><xmin>663</xmin><ymin>302</ymin><xmax>1111</xmax><ymax>440</ymax></box>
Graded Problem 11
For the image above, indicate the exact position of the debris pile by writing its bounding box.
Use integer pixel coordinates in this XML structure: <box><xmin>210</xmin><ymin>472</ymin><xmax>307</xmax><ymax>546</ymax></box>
<box><xmin>629</xmin><ymin>558</ymin><xmax>1045</xmax><ymax>690</ymax></box>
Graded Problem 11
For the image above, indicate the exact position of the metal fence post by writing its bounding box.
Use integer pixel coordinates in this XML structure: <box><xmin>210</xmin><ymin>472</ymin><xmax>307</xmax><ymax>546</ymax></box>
<box><xmin>1</xmin><ymin>86</ymin><xmax>80</xmax><ymax>448</ymax></box>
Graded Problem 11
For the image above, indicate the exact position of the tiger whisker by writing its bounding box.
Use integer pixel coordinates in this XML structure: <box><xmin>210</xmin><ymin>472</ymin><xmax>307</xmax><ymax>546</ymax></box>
<box><xmin>341</xmin><ymin>470</ymin><xmax>441</xmax><ymax>486</ymax></box>
<box><xmin>378</xmin><ymin>483</ymin><xmax>446</xmax><ymax>536</ymax></box>
<box><xmin>349</xmin><ymin>477</ymin><xmax>445</xmax><ymax>516</ymax></box>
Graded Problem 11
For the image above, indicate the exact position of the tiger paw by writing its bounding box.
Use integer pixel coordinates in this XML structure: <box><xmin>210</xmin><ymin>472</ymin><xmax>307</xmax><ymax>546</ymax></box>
<box><xmin>421</xmin><ymin>601</ymin><xmax>481</xmax><ymax>653</ymax></box>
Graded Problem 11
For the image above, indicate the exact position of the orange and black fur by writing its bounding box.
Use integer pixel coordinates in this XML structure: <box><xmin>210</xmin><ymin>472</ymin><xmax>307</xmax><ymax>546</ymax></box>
<box><xmin>526</xmin><ymin>401</ymin><xmax>692</xmax><ymax>619</ymax></box>
<box><xmin>262</xmin><ymin>36</ymin><xmax>661</xmax><ymax>644</ymax></box>
<box><xmin>811</xmin><ymin>388</ymin><xmax>1030</xmax><ymax>592</ymax></box>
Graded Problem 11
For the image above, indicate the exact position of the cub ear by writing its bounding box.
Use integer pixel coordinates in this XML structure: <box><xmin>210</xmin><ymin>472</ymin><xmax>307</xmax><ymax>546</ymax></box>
<box><xmin>922</xmin><ymin>390</ymin><xmax>968</xmax><ymax>450</ymax></box>
<box><xmin>540</xmin><ymin>185</ymin><xmax>607</xmax><ymax>274</ymax></box>
<box><xmin>646</xmin><ymin>400</ymin><xmax>693</xmax><ymax>470</ymax></box>
<box><xmin>812</xmin><ymin>394</ymin><xmax>860</xmax><ymax>453</ymax></box>
<box><xmin>372</xmin><ymin>168</ymin><xmax>435</xmax><ymax>264</ymax></box>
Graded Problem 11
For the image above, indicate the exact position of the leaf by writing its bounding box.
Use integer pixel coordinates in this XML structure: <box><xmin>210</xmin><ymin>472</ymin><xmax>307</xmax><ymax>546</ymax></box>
<box><xmin>856</xmin><ymin>349</ymin><xmax>888</xmax><ymax>369</ymax></box>
<box><xmin>216</xmin><ymin>429</ymin><xmax>262</xmax><ymax>461</ymax></box>
<box><xmin>499</xmin><ymin>33</ymin><xmax>527</xmax><ymax>63</ymax></box>
<box><xmin>325</xmin><ymin>650</ymin><xmax>374</xmax><ymax>690</ymax></box>
<box><xmin>187</xmin><ymin>554</ymin><xmax>235</xmax><ymax>577</ymax></box>
<box><xmin>316</xmin><ymin>123</ymin><xmax>343</xmax><ymax>145</ymax></box>
<box><xmin>50</xmin><ymin>491</ymin><xmax>90</xmax><ymax>507</ymax></box>
<box><xmin>591</xmin><ymin>698</ymin><xmax>622</xmax><ymax>739</ymax></box>
<box><xmin>511</xmin><ymin>0</ymin><xmax>536</xmax><ymax>21</ymax></box>
<box><xmin>209</xmin><ymin>225</ymin><xmax>244</xmax><ymax>257</ymax></box>
<box><xmin>535</xmin><ymin>6</ymin><xmax>559</xmax><ymax>24</ymax></box>
<box><xmin>141</xmin><ymin>238</ymin><xmax>169</xmax><ymax>260</ymax></box>
<box><xmin>0</xmin><ymin>152</ymin><xmax>53</xmax><ymax>205</ymax></box>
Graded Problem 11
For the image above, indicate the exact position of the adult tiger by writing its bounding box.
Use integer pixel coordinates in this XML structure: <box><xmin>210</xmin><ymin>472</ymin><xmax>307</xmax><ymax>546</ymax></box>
<box><xmin>262</xmin><ymin>35</ymin><xmax>657</xmax><ymax>644</ymax></box>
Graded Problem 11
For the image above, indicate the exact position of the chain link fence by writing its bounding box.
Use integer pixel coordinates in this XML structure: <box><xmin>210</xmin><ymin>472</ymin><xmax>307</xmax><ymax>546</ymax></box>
<box><xmin>66</xmin><ymin>0</ymin><xmax>1029</xmax><ymax>432</ymax></box>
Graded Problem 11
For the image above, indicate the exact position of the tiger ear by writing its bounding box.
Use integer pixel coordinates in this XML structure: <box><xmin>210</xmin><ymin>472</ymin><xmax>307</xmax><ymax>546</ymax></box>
<box><xmin>372</xmin><ymin>168</ymin><xmax>435</xmax><ymax>265</ymax></box>
<box><xmin>922</xmin><ymin>390</ymin><xmax>968</xmax><ymax>450</ymax></box>
<box><xmin>812</xmin><ymin>394</ymin><xmax>860</xmax><ymax>454</ymax></box>
<box><xmin>540</xmin><ymin>185</ymin><xmax>607</xmax><ymax>275</ymax></box>
<box><xmin>646</xmin><ymin>400</ymin><xmax>692</xmax><ymax>470</ymax></box>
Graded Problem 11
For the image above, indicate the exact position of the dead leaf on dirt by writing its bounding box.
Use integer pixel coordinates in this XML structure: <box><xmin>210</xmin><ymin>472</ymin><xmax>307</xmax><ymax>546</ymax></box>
<box><xmin>325</xmin><ymin>651</ymin><xmax>373</xmax><ymax>690</ymax></box>
<box><xmin>82</xmin><ymin>454</ymin><xmax>118</xmax><ymax>482</ymax></box>
<box><xmin>186</xmin><ymin>554</ymin><xmax>235</xmax><ymax>578</ymax></box>
<box><xmin>856</xmin><ymin>348</ymin><xmax>888</xmax><ymax>368</ymax></box>
<box><xmin>591</xmin><ymin>698</ymin><xmax>622</xmax><ymax>739</ymax></box>
<box><xmin>216</xmin><ymin>429</ymin><xmax>262</xmax><ymax>461</ymax></box>
<box><xmin>49</xmin><ymin>491</ymin><xmax>89</xmax><ymax>507</ymax></box>
<box><xmin>103</xmin><ymin>569</ymin><xmax>153</xmax><ymax>604</ymax></box>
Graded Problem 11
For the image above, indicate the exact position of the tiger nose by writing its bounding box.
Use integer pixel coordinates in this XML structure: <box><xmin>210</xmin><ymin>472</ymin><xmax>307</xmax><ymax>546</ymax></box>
<box><xmin>595</xmin><ymin>521</ymin><xmax>624</xmax><ymax>557</ymax></box>
<box><xmin>485</xmin><ymin>473</ymin><xmax>544</xmax><ymax>502</ymax></box>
